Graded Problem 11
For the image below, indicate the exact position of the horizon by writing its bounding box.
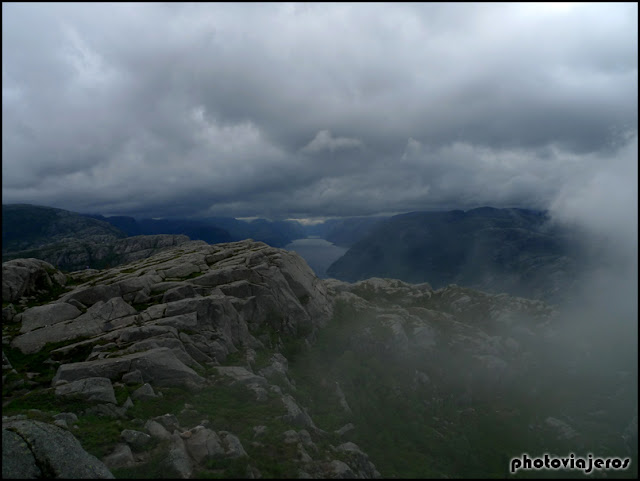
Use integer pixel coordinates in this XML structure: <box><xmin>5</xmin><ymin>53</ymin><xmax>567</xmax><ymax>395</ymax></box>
<box><xmin>1</xmin><ymin>201</ymin><xmax>552</xmax><ymax>226</ymax></box>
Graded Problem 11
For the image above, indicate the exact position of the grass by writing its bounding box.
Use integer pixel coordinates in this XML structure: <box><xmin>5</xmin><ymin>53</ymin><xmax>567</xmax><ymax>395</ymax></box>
<box><xmin>2</xmin><ymin>338</ymin><xmax>93</xmax><ymax>395</ymax></box>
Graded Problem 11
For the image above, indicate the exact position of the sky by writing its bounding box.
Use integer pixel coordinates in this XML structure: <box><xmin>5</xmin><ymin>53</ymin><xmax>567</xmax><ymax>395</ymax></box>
<box><xmin>2</xmin><ymin>2</ymin><xmax>637</xmax><ymax>223</ymax></box>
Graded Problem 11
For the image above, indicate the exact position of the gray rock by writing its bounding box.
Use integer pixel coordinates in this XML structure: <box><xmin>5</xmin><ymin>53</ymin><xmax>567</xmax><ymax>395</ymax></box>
<box><xmin>281</xmin><ymin>395</ymin><xmax>316</xmax><ymax>429</ymax></box>
<box><xmin>153</xmin><ymin>413</ymin><xmax>180</xmax><ymax>432</ymax></box>
<box><xmin>219</xmin><ymin>431</ymin><xmax>248</xmax><ymax>458</ymax></box>
<box><xmin>162</xmin><ymin>263</ymin><xmax>201</xmax><ymax>279</ymax></box>
<box><xmin>283</xmin><ymin>430</ymin><xmax>300</xmax><ymax>444</ymax></box>
<box><xmin>162</xmin><ymin>285</ymin><xmax>200</xmax><ymax>303</ymax></box>
<box><xmin>2</xmin><ymin>304</ymin><xmax>17</xmax><ymax>323</ymax></box>
<box><xmin>335</xmin><ymin>423</ymin><xmax>355</xmax><ymax>437</ymax></box>
<box><xmin>53</xmin><ymin>413</ymin><xmax>78</xmax><ymax>425</ymax></box>
<box><xmin>61</xmin><ymin>284</ymin><xmax>122</xmax><ymax>308</ymax></box>
<box><xmin>184</xmin><ymin>426</ymin><xmax>225</xmax><ymax>463</ymax></box>
<box><xmin>336</xmin><ymin>442</ymin><xmax>379</xmax><ymax>478</ymax></box>
<box><xmin>121</xmin><ymin>429</ymin><xmax>152</xmax><ymax>451</ymax></box>
<box><xmin>166</xmin><ymin>432</ymin><xmax>192</xmax><ymax>479</ymax></box>
<box><xmin>328</xmin><ymin>460</ymin><xmax>356</xmax><ymax>478</ymax></box>
<box><xmin>86</xmin><ymin>403</ymin><xmax>128</xmax><ymax>419</ymax></box>
<box><xmin>131</xmin><ymin>383</ymin><xmax>157</xmax><ymax>401</ymax></box>
<box><xmin>2</xmin><ymin>428</ymin><xmax>41</xmax><ymax>478</ymax></box>
<box><xmin>55</xmin><ymin>377</ymin><xmax>117</xmax><ymax>404</ymax></box>
<box><xmin>2</xmin><ymin>258</ymin><xmax>66</xmax><ymax>303</ymax></box>
<box><xmin>12</xmin><ymin>297</ymin><xmax>138</xmax><ymax>354</ymax></box>
<box><xmin>122</xmin><ymin>396</ymin><xmax>134</xmax><ymax>410</ymax></box>
<box><xmin>122</xmin><ymin>369</ymin><xmax>144</xmax><ymax>385</ymax></box>
<box><xmin>216</xmin><ymin>366</ymin><xmax>269</xmax><ymax>386</ymax></box>
<box><xmin>19</xmin><ymin>302</ymin><xmax>82</xmax><ymax>333</ymax></box>
<box><xmin>52</xmin><ymin>347</ymin><xmax>204</xmax><ymax>390</ymax></box>
<box><xmin>145</xmin><ymin>419</ymin><xmax>171</xmax><ymax>442</ymax></box>
<box><xmin>3</xmin><ymin>419</ymin><xmax>114</xmax><ymax>478</ymax></box>
<box><xmin>102</xmin><ymin>443</ymin><xmax>135</xmax><ymax>469</ymax></box>
<box><xmin>53</xmin><ymin>419</ymin><xmax>69</xmax><ymax>430</ymax></box>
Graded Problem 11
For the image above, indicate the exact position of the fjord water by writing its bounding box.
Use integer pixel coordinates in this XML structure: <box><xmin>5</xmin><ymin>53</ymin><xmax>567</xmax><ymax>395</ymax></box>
<box><xmin>284</xmin><ymin>237</ymin><xmax>348</xmax><ymax>279</ymax></box>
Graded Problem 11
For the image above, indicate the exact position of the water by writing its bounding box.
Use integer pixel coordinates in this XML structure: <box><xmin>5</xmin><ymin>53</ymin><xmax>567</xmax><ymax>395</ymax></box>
<box><xmin>284</xmin><ymin>237</ymin><xmax>348</xmax><ymax>279</ymax></box>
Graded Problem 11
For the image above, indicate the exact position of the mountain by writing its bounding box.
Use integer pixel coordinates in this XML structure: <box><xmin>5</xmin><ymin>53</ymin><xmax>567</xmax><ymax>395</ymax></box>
<box><xmin>2</xmin><ymin>241</ymin><xmax>636</xmax><ymax>478</ymax></box>
<box><xmin>327</xmin><ymin>207</ymin><xmax>582</xmax><ymax>303</ymax></box>
<box><xmin>86</xmin><ymin>214</ymin><xmax>305</xmax><ymax>248</ymax></box>
<box><xmin>2</xmin><ymin>205</ymin><xmax>198</xmax><ymax>272</ymax></box>
<box><xmin>2</xmin><ymin>204</ymin><xmax>126</xmax><ymax>253</ymax></box>
<box><xmin>84</xmin><ymin>214</ymin><xmax>233</xmax><ymax>245</ymax></box>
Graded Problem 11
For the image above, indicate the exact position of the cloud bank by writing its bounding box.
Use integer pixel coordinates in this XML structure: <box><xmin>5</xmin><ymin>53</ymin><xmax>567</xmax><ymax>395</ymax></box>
<box><xmin>2</xmin><ymin>3</ymin><xmax>637</xmax><ymax>222</ymax></box>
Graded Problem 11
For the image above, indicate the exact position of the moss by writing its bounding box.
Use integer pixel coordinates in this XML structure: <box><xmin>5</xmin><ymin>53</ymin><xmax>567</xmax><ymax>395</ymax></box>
<box><xmin>74</xmin><ymin>414</ymin><xmax>129</xmax><ymax>459</ymax></box>
<box><xmin>183</xmin><ymin>271</ymin><xmax>204</xmax><ymax>280</ymax></box>
<box><xmin>196</xmin><ymin>457</ymin><xmax>250</xmax><ymax>479</ymax></box>
<box><xmin>297</xmin><ymin>294</ymin><xmax>310</xmax><ymax>306</ymax></box>
<box><xmin>132</xmin><ymin>302</ymin><xmax>153</xmax><ymax>312</ymax></box>
<box><xmin>2</xmin><ymin>388</ymin><xmax>88</xmax><ymax>416</ymax></box>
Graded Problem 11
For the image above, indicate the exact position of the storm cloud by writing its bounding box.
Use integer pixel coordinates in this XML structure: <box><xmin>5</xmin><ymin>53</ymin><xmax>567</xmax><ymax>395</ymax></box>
<box><xmin>2</xmin><ymin>2</ymin><xmax>637</xmax><ymax>221</ymax></box>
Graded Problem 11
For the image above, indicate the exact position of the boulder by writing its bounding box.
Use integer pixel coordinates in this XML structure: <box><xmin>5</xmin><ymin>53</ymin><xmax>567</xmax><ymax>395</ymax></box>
<box><xmin>55</xmin><ymin>377</ymin><xmax>116</xmax><ymax>404</ymax></box>
<box><xmin>102</xmin><ymin>443</ymin><xmax>135</xmax><ymax>469</ymax></box>
<box><xmin>166</xmin><ymin>432</ymin><xmax>192</xmax><ymax>479</ymax></box>
<box><xmin>335</xmin><ymin>442</ymin><xmax>380</xmax><ymax>478</ymax></box>
<box><xmin>131</xmin><ymin>383</ymin><xmax>157</xmax><ymax>401</ymax></box>
<box><xmin>122</xmin><ymin>369</ymin><xmax>144</xmax><ymax>385</ymax></box>
<box><xmin>2</xmin><ymin>258</ymin><xmax>66</xmax><ymax>303</ymax></box>
<box><xmin>2</xmin><ymin>419</ymin><xmax>114</xmax><ymax>478</ymax></box>
<box><xmin>162</xmin><ymin>285</ymin><xmax>200</xmax><ymax>303</ymax></box>
<box><xmin>219</xmin><ymin>431</ymin><xmax>248</xmax><ymax>458</ymax></box>
<box><xmin>55</xmin><ymin>377</ymin><xmax>117</xmax><ymax>404</ymax></box>
<box><xmin>281</xmin><ymin>395</ymin><xmax>316</xmax><ymax>429</ymax></box>
<box><xmin>12</xmin><ymin>297</ymin><xmax>138</xmax><ymax>354</ymax></box>
<box><xmin>215</xmin><ymin>366</ymin><xmax>269</xmax><ymax>386</ymax></box>
<box><xmin>144</xmin><ymin>419</ymin><xmax>171</xmax><ymax>442</ymax></box>
<box><xmin>60</xmin><ymin>284</ymin><xmax>122</xmax><ymax>308</ymax></box>
<box><xmin>153</xmin><ymin>414</ymin><xmax>180</xmax><ymax>432</ymax></box>
<box><xmin>19</xmin><ymin>302</ymin><xmax>82</xmax><ymax>333</ymax></box>
<box><xmin>121</xmin><ymin>429</ymin><xmax>152</xmax><ymax>451</ymax></box>
<box><xmin>2</xmin><ymin>428</ymin><xmax>41</xmax><ymax>478</ymax></box>
<box><xmin>52</xmin><ymin>347</ymin><xmax>204</xmax><ymax>390</ymax></box>
<box><xmin>184</xmin><ymin>426</ymin><xmax>225</xmax><ymax>463</ymax></box>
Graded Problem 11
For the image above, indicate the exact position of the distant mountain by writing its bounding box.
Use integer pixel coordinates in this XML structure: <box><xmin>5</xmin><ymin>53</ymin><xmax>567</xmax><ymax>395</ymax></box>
<box><xmin>2</xmin><ymin>204</ymin><xmax>196</xmax><ymax>271</ymax></box>
<box><xmin>2</xmin><ymin>204</ymin><xmax>126</xmax><ymax>253</ymax></box>
<box><xmin>327</xmin><ymin>207</ymin><xmax>582</xmax><ymax>302</ymax></box>
<box><xmin>83</xmin><ymin>214</ymin><xmax>232</xmax><ymax>245</ymax></box>
<box><xmin>323</xmin><ymin>217</ymin><xmax>388</xmax><ymax>246</ymax></box>
<box><xmin>87</xmin><ymin>214</ymin><xmax>305</xmax><ymax>248</ymax></box>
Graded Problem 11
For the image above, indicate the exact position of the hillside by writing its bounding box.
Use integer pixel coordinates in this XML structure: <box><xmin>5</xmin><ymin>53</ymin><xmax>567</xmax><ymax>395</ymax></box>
<box><xmin>327</xmin><ymin>207</ymin><xmax>581</xmax><ymax>303</ymax></box>
<box><xmin>2</xmin><ymin>241</ymin><xmax>635</xmax><ymax>478</ymax></box>
<box><xmin>2</xmin><ymin>204</ymin><xmax>126</xmax><ymax>253</ymax></box>
<box><xmin>87</xmin><ymin>214</ymin><xmax>305</xmax><ymax>248</ymax></box>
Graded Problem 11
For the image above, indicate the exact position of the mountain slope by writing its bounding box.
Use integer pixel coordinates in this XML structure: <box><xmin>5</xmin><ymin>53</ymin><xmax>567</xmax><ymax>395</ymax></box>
<box><xmin>2</xmin><ymin>241</ymin><xmax>635</xmax><ymax>478</ymax></box>
<box><xmin>2</xmin><ymin>204</ymin><xmax>126</xmax><ymax>253</ymax></box>
<box><xmin>327</xmin><ymin>207</ymin><xmax>580</xmax><ymax>302</ymax></box>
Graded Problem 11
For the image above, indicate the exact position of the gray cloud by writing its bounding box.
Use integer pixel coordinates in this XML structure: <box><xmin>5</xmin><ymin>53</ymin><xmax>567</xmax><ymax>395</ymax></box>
<box><xmin>2</xmin><ymin>2</ymin><xmax>637</xmax><ymax>223</ymax></box>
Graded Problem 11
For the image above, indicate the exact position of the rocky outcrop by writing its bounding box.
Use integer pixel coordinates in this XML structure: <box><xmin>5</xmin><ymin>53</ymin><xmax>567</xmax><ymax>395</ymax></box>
<box><xmin>2</xmin><ymin>258</ymin><xmax>66</xmax><ymax>303</ymax></box>
<box><xmin>3</xmin><ymin>237</ymin><xmax>630</xmax><ymax>479</ymax></box>
<box><xmin>2</xmin><ymin>419</ymin><xmax>114</xmax><ymax>478</ymax></box>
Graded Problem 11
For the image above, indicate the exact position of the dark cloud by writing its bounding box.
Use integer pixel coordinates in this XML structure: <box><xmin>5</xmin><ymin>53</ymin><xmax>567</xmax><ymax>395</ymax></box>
<box><xmin>2</xmin><ymin>2</ymin><xmax>637</xmax><ymax>222</ymax></box>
